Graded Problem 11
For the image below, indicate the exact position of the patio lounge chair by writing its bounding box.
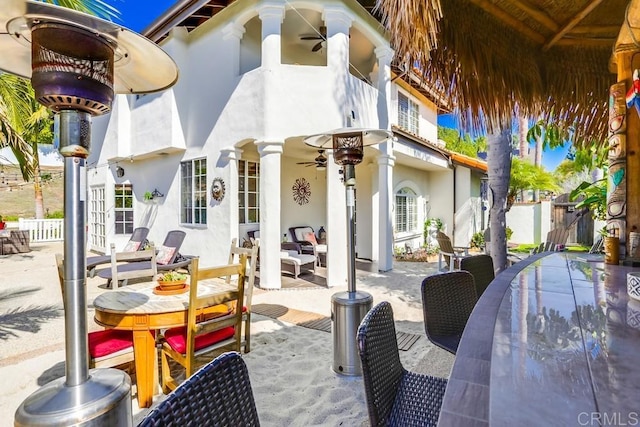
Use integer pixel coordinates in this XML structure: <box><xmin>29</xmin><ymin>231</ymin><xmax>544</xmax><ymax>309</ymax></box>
<box><xmin>281</xmin><ymin>242</ymin><xmax>316</xmax><ymax>278</ymax></box>
<box><xmin>531</xmin><ymin>227</ymin><xmax>571</xmax><ymax>254</ymax></box>
<box><xmin>138</xmin><ymin>352</ymin><xmax>260</xmax><ymax>426</ymax></box>
<box><xmin>86</xmin><ymin>227</ymin><xmax>150</xmax><ymax>278</ymax></box>
<box><xmin>421</xmin><ymin>271</ymin><xmax>477</xmax><ymax>354</ymax></box>
<box><xmin>289</xmin><ymin>226</ymin><xmax>327</xmax><ymax>266</ymax></box>
<box><xmin>357</xmin><ymin>301</ymin><xmax>447</xmax><ymax>426</ymax></box>
<box><xmin>97</xmin><ymin>230</ymin><xmax>193</xmax><ymax>286</ymax></box>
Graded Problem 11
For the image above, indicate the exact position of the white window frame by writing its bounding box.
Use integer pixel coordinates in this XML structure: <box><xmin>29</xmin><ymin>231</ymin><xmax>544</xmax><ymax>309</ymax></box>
<box><xmin>398</xmin><ymin>92</ymin><xmax>420</xmax><ymax>134</ymax></box>
<box><xmin>239</xmin><ymin>160</ymin><xmax>260</xmax><ymax>224</ymax></box>
<box><xmin>114</xmin><ymin>183</ymin><xmax>134</xmax><ymax>235</ymax></box>
<box><xmin>181</xmin><ymin>158</ymin><xmax>207</xmax><ymax>226</ymax></box>
<box><xmin>395</xmin><ymin>187</ymin><xmax>418</xmax><ymax>234</ymax></box>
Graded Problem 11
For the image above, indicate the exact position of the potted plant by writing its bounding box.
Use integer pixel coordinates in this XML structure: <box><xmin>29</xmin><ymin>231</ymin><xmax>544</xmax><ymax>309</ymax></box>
<box><xmin>156</xmin><ymin>271</ymin><xmax>188</xmax><ymax>291</ymax></box>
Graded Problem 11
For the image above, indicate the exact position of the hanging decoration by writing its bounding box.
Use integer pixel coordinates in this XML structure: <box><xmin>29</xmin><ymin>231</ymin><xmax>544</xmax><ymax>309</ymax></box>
<box><xmin>211</xmin><ymin>177</ymin><xmax>226</xmax><ymax>202</ymax></box>
<box><xmin>626</xmin><ymin>69</ymin><xmax>640</xmax><ymax>117</ymax></box>
<box><xmin>292</xmin><ymin>177</ymin><xmax>311</xmax><ymax>205</ymax></box>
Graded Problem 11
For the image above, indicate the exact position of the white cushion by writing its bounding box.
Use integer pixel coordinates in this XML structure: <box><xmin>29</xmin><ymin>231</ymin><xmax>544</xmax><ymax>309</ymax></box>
<box><xmin>294</xmin><ymin>227</ymin><xmax>314</xmax><ymax>241</ymax></box>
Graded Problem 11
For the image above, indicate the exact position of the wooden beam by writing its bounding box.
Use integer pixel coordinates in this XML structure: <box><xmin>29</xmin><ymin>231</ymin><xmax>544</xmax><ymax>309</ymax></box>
<box><xmin>470</xmin><ymin>0</ymin><xmax>546</xmax><ymax>45</ymax></box>
<box><xmin>569</xmin><ymin>25</ymin><xmax>621</xmax><ymax>35</ymax></box>
<box><xmin>509</xmin><ymin>0</ymin><xmax>558</xmax><ymax>32</ymax></box>
<box><xmin>555</xmin><ymin>37</ymin><xmax>616</xmax><ymax>48</ymax></box>
<box><xmin>543</xmin><ymin>0</ymin><xmax>605</xmax><ymax>51</ymax></box>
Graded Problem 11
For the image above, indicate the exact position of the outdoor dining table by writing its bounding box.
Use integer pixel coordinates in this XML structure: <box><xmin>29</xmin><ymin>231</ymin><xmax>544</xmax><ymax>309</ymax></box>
<box><xmin>437</xmin><ymin>251</ymin><xmax>640</xmax><ymax>426</ymax></box>
<box><xmin>93</xmin><ymin>279</ymin><xmax>235</xmax><ymax>408</ymax></box>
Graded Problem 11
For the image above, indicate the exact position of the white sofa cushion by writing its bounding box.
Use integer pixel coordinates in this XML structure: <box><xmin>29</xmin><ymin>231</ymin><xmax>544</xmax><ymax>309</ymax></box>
<box><xmin>294</xmin><ymin>227</ymin><xmax>314</xmax><ymax>241</ymax></box>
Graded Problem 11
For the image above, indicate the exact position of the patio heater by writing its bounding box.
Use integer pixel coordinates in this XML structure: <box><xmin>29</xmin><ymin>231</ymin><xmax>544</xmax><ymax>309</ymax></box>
<box><xmin>304</xmin><ymin>128</ymin><xmax>391</xmax><ymax>375</ymax></box>
<box><xmin>0</xmin><ymin>1</ymin><xmax>178</xmax><ymax>425</ymax></box>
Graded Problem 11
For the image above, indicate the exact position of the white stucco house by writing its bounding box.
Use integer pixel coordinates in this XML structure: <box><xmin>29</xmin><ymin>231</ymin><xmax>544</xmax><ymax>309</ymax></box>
<box><xmin>87</xmin><ymin>0</ymin><xmax>487</xmax><ymax>289</ymax></box>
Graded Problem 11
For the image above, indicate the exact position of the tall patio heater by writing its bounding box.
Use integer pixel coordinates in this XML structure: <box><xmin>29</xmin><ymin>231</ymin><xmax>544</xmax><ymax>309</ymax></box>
<box><xmin>1</xmin><ymin>2</ymin><xmax>178</xmax><ymax>425</ymax></box>
<box><xmin>304</xmin><ymin>128</ymin><xmax>391</xmax><ymax>375</ymax></box>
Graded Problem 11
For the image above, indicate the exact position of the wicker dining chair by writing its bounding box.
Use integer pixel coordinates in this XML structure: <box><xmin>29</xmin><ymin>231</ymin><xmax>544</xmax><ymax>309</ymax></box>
<box><xmin>357</xmin><ymin>301</ymin><xmax>448</xmax><ymax>427</ymax></box>
<box><xmin>460</xmin><ymin>254</ymin><xmax>495</xmax><ymax>298</ymax></box>
<box><xmin>138</xmin><ymin>351</ymin><xmax>260</xmax><ymax>426</ymax></box>
<box><xmin>421</xmin><ymin>271</ymin><xmax>478</xmax><ymax>354</ymax></box>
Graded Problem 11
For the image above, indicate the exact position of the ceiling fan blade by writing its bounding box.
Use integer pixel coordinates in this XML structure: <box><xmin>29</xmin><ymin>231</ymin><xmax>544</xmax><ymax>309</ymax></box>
<box><xmin>300</xmin><ymin>35</ymin><xmax>322</xmax><ymax>40</ymax></box>
<box><xmin>296</xmin><ymin>161</ymin><xmax>316</xmax><ymax>165</ymax></box>
<box><xmin>312</xmin><ymin>41</ymin><xmax>323</xmax><ymax>52</ymax></box>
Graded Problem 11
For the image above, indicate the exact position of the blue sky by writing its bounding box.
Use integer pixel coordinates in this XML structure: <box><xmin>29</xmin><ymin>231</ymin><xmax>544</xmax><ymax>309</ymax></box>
<box><xmin>438</xmin><ymin>113</ymin><xmax>570</xmax><ymax>171</ymax></box>
<box><xmin>103</xmin><ymin>0</ymin><xmax>176</xmax><ymax>33</ymax></box>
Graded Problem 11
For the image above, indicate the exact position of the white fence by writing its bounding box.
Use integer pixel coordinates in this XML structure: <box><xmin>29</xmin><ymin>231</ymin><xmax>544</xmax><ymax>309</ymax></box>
<box><xmin>18</xmin><ymin>218</ymin><xmax>64</xmax><ymax>242</ymax></box>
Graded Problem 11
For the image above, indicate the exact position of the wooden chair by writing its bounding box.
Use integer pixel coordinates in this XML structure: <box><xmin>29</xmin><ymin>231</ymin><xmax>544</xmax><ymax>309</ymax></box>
<box><xmin>357</xmin><ymin>301</ymin><xmax>447</xmax><ymax>426</ymax></box>
<box><xmin>436</xmin><ymin>231</ymin><xmax>469</xmax><ymax>271</ymax></box>
<box><xmin>228</xmin><ymin>237</ymin><xmax>259</xmax><ymax>353</ymax></box>
<box><xmin>421</xmin><ymin>271</ymin><xmax>478</xmax><ymax>354</ymax></box>
<box><xmin>55</xmin><ymin>254</ymin><xmax>135</xmax><ymax>371</ymax></box>
<box><xmin>107</xmin><ymin>243</ymin><xmax>157</xmax><ymax>288</ymax></box>
<box><xmin>460</xmin><ymin>254</ymin><xmax>495</xmax><ymax>298</ymax></box>
<box><xmin>160</xmin><ymin>256</ymin><xmax>247</xmax><ymax>393</ymax></box>
<box><xmin>138</xmin><ymin>352</ymin><xmax>260</xmax><ymax>426</ymax></box>
<box><xmin>532</xmin><ymin>227</ymin><xmax>570</xmax><ymax>254</ymax></box>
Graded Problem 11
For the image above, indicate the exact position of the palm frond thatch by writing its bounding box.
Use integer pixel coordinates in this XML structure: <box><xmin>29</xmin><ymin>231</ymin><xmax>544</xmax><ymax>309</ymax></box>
<box><xmin>375</xmin><ymin>0</ymin><xmax>628</xmax><ymax>148</ymax></box>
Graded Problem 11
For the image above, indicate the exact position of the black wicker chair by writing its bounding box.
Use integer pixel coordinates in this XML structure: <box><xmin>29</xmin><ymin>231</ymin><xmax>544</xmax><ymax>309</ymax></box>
<box><xmin>460</xmin><ymin>254</ymin><xmax>495</xmax><ymax>297</ymax></box>
<box><xmin>357</xmin><ymin>301</ymin><xmax>448</xmax><ymax>427</ymax></box>
<box><xmin>421</xmin><ymin>271</ymin><xmax>477</xmax><ymax>354</ymax></box>
<box><xmin>138</xmin><ymin>352</ymin><xmax>260</xmax><ymax>426</ymax></box>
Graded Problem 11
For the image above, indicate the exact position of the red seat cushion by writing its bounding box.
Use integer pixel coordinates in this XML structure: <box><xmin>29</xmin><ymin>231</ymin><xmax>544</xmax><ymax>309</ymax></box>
<box><xmin>88</xmin><ymin>329</ymin><xmax>134</xmax><ymax>358</ymax></box>
<box><xmin>164</xmin><ymin>326</ymin><xmax>235</xmax><ymax>354</ymax></box>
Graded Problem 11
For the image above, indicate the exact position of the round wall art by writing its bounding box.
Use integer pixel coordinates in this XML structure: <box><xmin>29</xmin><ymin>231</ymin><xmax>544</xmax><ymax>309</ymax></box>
<box><xmin>292</xmin><ymin>177</ymin><xmax>311</xmax><ymax>205</ymax></box>
<box><xmin>211</xmin><ymin>177</ymin><xmax>226</xmax><ymax>202</ymax></box>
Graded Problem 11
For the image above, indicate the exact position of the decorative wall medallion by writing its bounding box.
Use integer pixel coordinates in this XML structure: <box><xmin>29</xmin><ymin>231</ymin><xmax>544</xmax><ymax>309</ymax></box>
<box><xmin>211</xmin><ymin>177</ymin><xmax>226</xmax><ymax>202</ymax></box>
<box><xmin>292</xmin><ymin>177</ymin><xmax>311</xmax><ymax>205</ymax></box>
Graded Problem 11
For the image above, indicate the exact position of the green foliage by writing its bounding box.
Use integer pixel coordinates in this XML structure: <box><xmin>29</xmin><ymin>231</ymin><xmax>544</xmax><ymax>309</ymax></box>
<box><xmin>506</xmin><ymin>226</ymin><xmax>513</xmax><ymax>241</ymax></box>
<box><xmin>569</xmin><ymin>179</ymin><xmax>607</xmax><ymax>221</ymax></box>
<box><xmin>437</xmin><ymin>127</ymin><xmax>486</xmax><ymax>157</ymax></box>
<box><xmin>1</xmin><ymin>215</ymin><xmax>19</xmax><ymax>221</ymax></box>
<box><xmin>470</xmin><ymin>232</ymin><xmax>484</xmax><ymax>248</ymax></box>
<box><xmin>508</xmin><ymin>158</ymin><xmax>560</xmax><ymax>208</ymax></box>
<box><xmin>46</xmin><ymin>211</ymin><xmax>64</xmax><ymax>219</ymax></box>
<box><xmin>526</xmin><ymin>117</ymin><xmax>571</xmax><ymax>150</ymax></box>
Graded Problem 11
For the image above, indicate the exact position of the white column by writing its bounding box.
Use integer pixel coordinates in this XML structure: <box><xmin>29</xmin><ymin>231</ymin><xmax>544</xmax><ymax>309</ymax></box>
<box><xmin>222</xmin><ymin>22</ymin><xmax>245</xmax><ymax>77</ymax></box>
<box><xmin>326</xmin><ymin>151</ymin><xmax>348</xmax><ymax>288</ymax></box>
<box><xmin>377</xmin><ymin>147</ymin><xmax>395</xmax><ymax>272</ymax></box>
<box><xmin>221</xmin><ymin>147</ymin><xmax>242</xmax><ymax>243</ymax></box>
<box><xmin>323</xmin><ymin>6</ymin><xmax>352</xmax><ymax>73</ymax></box>
<box><xmin>256</xmin><ymin>140</ymin><xmax>284</xmax><ymax>289</ymax></box>
<box><xmin>258</xmin><ymin>2</ymin><xmax>285</xmax><ymax>69</ymax></box>
<box><xmin>375</xmin><ymin>46</ymin><xmax>393</xmax><ymax>129</ymax></box>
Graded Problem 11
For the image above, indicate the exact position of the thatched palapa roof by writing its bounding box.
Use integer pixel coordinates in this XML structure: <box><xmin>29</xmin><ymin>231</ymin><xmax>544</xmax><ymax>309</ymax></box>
<box><xmin>375</xmin><ymin>0</ymin><xmax>630</xmax><ymax>147</ymax></box>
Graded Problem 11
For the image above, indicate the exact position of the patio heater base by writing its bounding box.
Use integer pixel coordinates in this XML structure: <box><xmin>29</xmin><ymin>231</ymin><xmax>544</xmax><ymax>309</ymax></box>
<box><xmin>331</xmin><ymin>291</ymin><xmax>373</xmax><ymax>376</ymax></box>
<box><xmin>14</xmin><ymin>368</ymin><xmax>132</xmax><ymax>427</ymax></box>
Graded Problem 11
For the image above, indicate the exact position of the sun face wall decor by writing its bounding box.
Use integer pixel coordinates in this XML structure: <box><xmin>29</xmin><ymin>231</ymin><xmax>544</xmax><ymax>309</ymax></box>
<box><xmin>292</xmin><ymin>177</ymin><xmax>311</xmax><ymax>205</ymax></box>
<box><xmin>211</xmin><ymin>177</ymin><xmax>226</xmax><ymax>202</ymax></box>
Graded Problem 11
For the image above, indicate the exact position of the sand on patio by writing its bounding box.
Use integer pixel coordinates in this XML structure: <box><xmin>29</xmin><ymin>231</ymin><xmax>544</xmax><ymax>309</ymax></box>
<box><xmin>0</xmin><ymin>242</ymin><xmax>453</xmax><ymax>426</ymax></box>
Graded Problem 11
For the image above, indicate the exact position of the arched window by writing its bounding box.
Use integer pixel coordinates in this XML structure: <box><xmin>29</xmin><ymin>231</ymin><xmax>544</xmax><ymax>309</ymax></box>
<box><xmin>395</xmin><ymin>187</ymin><xmax>418</xmax><ymax>233</ymax></box>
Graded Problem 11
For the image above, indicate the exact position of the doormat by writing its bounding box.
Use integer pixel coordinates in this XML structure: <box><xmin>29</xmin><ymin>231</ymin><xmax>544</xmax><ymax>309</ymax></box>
<box><xmin>252</xmin><ymin>303</ymin><xmax>420</xmax><ymax>351</ymax></box>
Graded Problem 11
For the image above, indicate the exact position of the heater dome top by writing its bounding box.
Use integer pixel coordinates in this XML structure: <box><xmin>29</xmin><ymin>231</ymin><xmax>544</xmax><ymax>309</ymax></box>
<box><xmin>0</xmin><ymin>0</ymin><xmax>178</xmax><ymax>95</ymax></box>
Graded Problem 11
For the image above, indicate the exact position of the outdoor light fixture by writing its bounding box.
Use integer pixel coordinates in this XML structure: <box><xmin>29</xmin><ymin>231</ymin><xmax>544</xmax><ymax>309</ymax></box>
<box><xmin>1</xmin><ymin>1</ymin><xmax>178</xmax><ymax>425</ymax></box>
<box><xmin>304</xmin><ymin>127</ymin><xmax>391</xmax><ymax>376</ymax></box>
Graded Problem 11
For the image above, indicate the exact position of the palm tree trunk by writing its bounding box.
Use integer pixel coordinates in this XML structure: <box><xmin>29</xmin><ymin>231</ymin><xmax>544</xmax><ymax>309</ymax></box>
<box><xmin>533</xmin><ymin>133</ymin><xmax>543</xmax><ymax>201</ymax></box>
<box><xmin>518</xmin><ymin>114</ymin><xmax>528</xmax><ymax>202</ymax></box>
<box><xmin>488</xmin><ymin>126</ymin><xmax>512</xmax><ymax>273</ymax></box>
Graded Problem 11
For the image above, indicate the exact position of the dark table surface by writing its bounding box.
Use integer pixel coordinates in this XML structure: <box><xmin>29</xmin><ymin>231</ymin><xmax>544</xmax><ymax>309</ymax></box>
<box><xmin>438</xmin><ymin>252</ymin><xmax>640</xmax><ymax>426</ymax></box>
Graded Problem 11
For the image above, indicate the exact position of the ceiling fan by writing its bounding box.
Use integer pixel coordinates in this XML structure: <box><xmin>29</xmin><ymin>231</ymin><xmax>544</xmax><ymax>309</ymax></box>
<box><xmin>296</xmin><ymin>150</ymin><xmax>327</xmax><ymax>169</ymax></box>
<box><xmin>299</xmin><ymin>26</ymin><xmax>326</xmax><ymax>52</ymax></box>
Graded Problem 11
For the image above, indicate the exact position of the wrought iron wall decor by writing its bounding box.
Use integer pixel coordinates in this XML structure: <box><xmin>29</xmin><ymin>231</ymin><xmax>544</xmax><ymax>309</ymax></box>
<box><xmin>292</xmin><ymin>177</ymin><xmax>311</xmax><ymax>205</ymax></box>
<box><xmin>211</xmin><ymin>177</ymin><xmax>226</xmax><ymax>202</ymax></box>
